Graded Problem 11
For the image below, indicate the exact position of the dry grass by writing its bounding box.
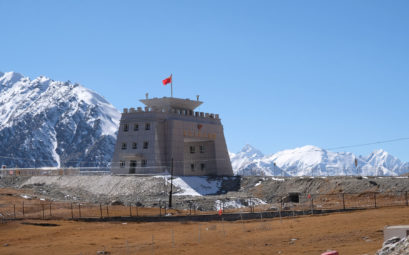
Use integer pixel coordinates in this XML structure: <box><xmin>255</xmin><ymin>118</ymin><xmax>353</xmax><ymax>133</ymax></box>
<box><xmin>1</xmin><ymin>188</ymin><xmax>409</xmax><ymax>254</ymax></box>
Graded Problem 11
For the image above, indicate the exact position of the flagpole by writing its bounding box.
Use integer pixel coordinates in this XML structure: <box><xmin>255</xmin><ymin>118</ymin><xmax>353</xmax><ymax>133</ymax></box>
<box><xmin>171</xmin><ymin>74</ymin><xmax>173</xmax><ymax>97</ymax></box>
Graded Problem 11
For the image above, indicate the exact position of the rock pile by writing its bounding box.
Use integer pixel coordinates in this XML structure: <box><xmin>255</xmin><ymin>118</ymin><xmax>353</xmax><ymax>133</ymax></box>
<box><xmin>376</xmin><ymin>236</ymin><xmax>409</xmax><ymax>255</ymax></box>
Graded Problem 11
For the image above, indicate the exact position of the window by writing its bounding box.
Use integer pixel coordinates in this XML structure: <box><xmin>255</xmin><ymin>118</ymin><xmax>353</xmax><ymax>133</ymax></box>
<box><xmin>190</xmin><ymin>163</ymin><xmax>195</xmax><ymax>171</ymax></box>
<box><xmin>121</xmin><ymin>143</ymin><xmax>127</xmax><ymax>150</ymax></box>
<box><xmin>200</xmin><ymin>163</ymin><xmax>205</xmax><ymax>171</ymax></box>
<box><xmin>123</xmin><ymin>124</ymin><xmax>129</xmax><ymax>132</ymax></box>
<box><xmin>129</xmin><ymin>160</ymin><xmax>137</xmax><ymax>174</ymax></box>
<box><xmin>199</xmin><ymin>145</ymin><xmax>205</xmax><ymax>153</ymax></box>
<box><xmin>132</xmin><ymin>142</ymin><xmax>137</xmax><ymax>149</ymax></box>
<box><xmin>141</xmin><ymin>159</ymin><xmax>147</xmax><ymax>167</ymax></box>
<box><xmin>190</xmin><ymin>146</ymin><xmax>195</xmax><ymax>154</ymax></box>
<box><xmin>134</xmin><ymin>124</ymin><xmax>139</xmax><ymax>131</ymax></box>
<box><xmin>143</xmin><ymin>141</ymin><xmax>149</xmax><ymax>149</ymax></box>
<box><xmin>145</xmin><ymin>123</ymin><xmax>151</xmax><ymax>130</ymax></box>
<box><xmin>120</xmin><ymin>161</ymin><xmax>125</xmax><ymax>168</ymax></box>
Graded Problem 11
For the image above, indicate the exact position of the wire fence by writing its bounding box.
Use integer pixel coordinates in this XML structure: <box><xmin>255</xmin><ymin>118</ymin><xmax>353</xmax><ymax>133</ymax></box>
<box><xmin>0</xmin><ymin>168</ymin><xmax>114</xmax><ymax>177</ymax></box>
<box><xmin>1</xmin><ymin>191</ymin><xmax>408</xmax><ymax>222</ymax></box>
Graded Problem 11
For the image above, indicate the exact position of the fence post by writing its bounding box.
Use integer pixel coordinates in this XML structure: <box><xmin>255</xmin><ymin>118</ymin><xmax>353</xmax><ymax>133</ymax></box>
<box><xmin>42</xmin><ymin>204</ymin><xmax>45</xmax><ymax>220</ymax></box>
<box><xmin>406</xmin><ymin>191</ymin><xmax>408</xmax><ymax>206</ymax></box>
<box><xmin>280</xmin><ymin>197</ymin><xmax>283</xmax><ymax>212</ymax></box>
<box><xmin>342</xmin><ymin>193</ymin><xmax>345</xmax><ymax>210</ymax></box>
<box><xmin>22</xmin><ymin>202</ymin><xmax>25</xmax><ymax>217</ymax></box>
<box><xmin>198</xmin><ymin>225</ymin><xmax>201</xmax><ymax>243</ymax></box>
<box><xmin>49</xmin><ymin>203</ymin><xmax>52</xmax><ymax>217</ymax></box>
<box><xmin>100</xmin><ymin>204</ymin><xmax>103</xmax><ymax>218</ymax></box>
<box><xmin>159</xmin><ymin>201</ymin><xmax>162</xmax><ymax>217</ymax></box>
<box><xmin>78</xmin><ymin>204</ymin><xmax>81</xmax><ymax>218</ymax></box>
<box><xmin>129</xmin><ymin>204</ymin><xmax>132</xmax><ymax>217</ymax></box>
<box><xmin>171</xmin><ymin>229</ymin><xmax>175</xmax><ymax>247</ymax></box>
<box><xmin>13</xmin><ymin>204</ymin><xmax>16</xmax><ymax>219</ymax></box>
<box><xmin>311</xmin><ymin>197</ymin><xmax>314</xmax><ymax>215</ymax></box>
<box><xmin>374</xmin><ymin>193</ymin><xmax>377</xmax><ymax>208</ymax></box>
<box><xmin>136</xmin><ymin>206</ymin><xmax>139</xmax><ymax>217</ymax></box>
<box><xmin>151</xmin><ymin>234</ymin><xmax>155</xmax><ymax>254</ymax></box>
<box><xmin>106</xmin><ymin>205</ymin><xmax>109</xmax><ymax>217</ymax></box>
<box><xmin>70</xmin><ymin>203</ymin><xmax>73</xmax><ymax>219</ymax></box>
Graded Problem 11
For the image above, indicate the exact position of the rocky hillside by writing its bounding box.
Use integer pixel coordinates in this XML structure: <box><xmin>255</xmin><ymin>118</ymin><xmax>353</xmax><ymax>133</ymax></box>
<box><xmin>0</xmin><ymin>71</ymin><xmax>120</xmax><ymax>168</ymax></box>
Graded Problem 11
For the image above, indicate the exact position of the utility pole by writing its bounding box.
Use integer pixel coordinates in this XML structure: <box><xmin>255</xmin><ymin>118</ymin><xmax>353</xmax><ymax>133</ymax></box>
<box><xmin>168</xmin><ymin>158</ymin><xmax>174</xmax><ymax>208</ymax></box>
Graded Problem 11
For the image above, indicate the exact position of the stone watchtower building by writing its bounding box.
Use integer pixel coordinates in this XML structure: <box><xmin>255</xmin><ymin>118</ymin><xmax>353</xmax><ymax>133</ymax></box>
<box><xmin>111</xmin><ymin>96</ymin><xmax>233</xmax><ymax>176</ymax></box>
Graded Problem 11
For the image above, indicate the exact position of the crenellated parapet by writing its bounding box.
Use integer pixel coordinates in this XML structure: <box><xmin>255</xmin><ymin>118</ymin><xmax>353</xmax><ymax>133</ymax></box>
<box><xmin>122</xmin><ymin>106</ymin><xmax>220</xmax><ymax>121</ymax></box>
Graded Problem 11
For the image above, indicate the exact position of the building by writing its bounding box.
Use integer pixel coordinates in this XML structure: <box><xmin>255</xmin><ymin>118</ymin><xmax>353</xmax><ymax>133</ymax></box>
<box><xmin>111</xmin><ymin>95</ymin><xmax>233</xmax><ymax>176</ymax></box>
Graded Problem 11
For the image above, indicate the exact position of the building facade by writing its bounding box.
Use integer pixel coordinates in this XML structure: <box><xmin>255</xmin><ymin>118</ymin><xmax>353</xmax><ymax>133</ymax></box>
<box><xmin>111</xmin><ymin>96</ymin><xmax>233</xmax><ymax>176</ymax></box>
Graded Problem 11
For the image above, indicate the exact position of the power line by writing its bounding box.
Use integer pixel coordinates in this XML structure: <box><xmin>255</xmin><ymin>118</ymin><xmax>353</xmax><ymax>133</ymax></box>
<box><xmin>324</xmin><ymin>137</ymin><xmax>409</xmax><ymax>151</ymax></box>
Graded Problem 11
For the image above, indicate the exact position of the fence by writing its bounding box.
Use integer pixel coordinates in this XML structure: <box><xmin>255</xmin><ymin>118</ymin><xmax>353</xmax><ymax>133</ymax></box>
<box><xmin>0</xmin><ymin>167</ymin><xmax>171</xmax><ymax>177</ymax></box>
<box><xmin>0</xmin><ymin>168</ymin><xmax>113</xmax><ymax>177</ymax></box>
<box><xmin>1</xmin><ymin>191</ymin><xmax>408</xmax><ymax>222</ymax></box>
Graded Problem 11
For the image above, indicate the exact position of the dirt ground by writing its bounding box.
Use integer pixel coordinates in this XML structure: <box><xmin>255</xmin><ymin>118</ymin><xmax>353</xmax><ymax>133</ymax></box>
<box><xmin>1</xmin><ymin>205</ymin><xmax>409</xmax><ymax>254</ymax></box>
<box><xmin>1</xmin><ymin>187</ymin><xmax>409</xmax><ymax>254</ymax></box>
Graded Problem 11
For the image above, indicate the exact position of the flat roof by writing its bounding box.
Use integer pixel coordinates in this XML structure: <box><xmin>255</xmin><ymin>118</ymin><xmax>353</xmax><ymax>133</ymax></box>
<box><xmin>385</xmin><ymin>225</ymin><xmax>409</xmax><ymax>229</ymax></box>
<box><xmin>140</xmin><ymin>97</ymin><xmax>203</xmax><ymax>111</ymax></box>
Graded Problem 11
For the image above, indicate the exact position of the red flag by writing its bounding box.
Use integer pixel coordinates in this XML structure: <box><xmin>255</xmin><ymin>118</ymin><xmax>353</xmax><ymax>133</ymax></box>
<box><xmin>162</xmin><ymin>75</ymin><xmax>172</xmax><ymax>86</ymax></box>
<box><xmin>218</xmin><ymin>209</ymin><xmax>222</xmax><ymax>216</ymax></box>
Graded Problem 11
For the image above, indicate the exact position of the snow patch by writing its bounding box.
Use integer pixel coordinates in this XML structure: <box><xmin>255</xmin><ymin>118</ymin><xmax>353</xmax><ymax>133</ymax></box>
<box><xmin>214</xmin><ymin>198</ymin><xmax>266</xmax><ymax>210</ymax></box>
<box><xmin>162</xmin><ymin>176</ymin><xmax>222</xmax><ymax>196</ymax></box>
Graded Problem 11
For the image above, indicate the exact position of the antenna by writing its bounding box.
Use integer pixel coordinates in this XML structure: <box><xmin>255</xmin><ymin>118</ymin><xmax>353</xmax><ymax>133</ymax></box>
<box><xmin>196</xmin><ymin>95</ymin><xmax>200</xmax><ymax>101</ymax></box>
<box><xmin>145</xmin><ymin>93</ymin><xmax>149</xmax><ymax>99</ymax></box>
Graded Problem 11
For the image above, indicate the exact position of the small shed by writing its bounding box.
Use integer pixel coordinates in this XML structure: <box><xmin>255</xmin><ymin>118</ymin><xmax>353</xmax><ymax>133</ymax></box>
<box><xmin>384</xmin><ymin>225</ymin><xmax>409</xmax><ymax>241</ymax></box>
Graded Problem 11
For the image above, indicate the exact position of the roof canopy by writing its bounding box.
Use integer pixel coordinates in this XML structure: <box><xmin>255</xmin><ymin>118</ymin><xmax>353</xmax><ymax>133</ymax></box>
<box><xmin>140</xmin><ymin>97</ymin><xmax>203</xmax><ymax>111</ymax></box>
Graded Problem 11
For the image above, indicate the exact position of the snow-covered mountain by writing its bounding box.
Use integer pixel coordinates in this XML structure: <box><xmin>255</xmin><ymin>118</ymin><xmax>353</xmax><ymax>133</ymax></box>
<box><xmin>0</xmin><ymin>71</ymin><xmax>120</xmax><ymax>168</ymax></box>
<box><xmin>230</xmin><ymin>145</ymin><xmax>409</xmax><ymax>176</ymax></box>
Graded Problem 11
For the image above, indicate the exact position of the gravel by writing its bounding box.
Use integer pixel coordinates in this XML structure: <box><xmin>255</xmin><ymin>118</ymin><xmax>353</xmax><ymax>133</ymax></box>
<box><xmin>1</xmin><ymin>175</ymin><xmax>409</xmax><ymax>211</ymax></box>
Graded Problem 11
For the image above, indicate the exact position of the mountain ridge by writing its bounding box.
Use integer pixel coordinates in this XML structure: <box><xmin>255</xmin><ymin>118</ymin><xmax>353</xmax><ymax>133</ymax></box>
<box><xmin>230</xmin><ymin>144</ymin><xmax>409</xmax><ymax>176</ymax></box>
<box><xmin>0</xmin><ymin>71</ymin><xmax>120</xmax><ymax>168</ymax></box>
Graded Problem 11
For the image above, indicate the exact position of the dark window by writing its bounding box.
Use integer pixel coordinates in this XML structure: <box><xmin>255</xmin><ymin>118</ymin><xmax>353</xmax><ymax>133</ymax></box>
<box><xmin>190</xmin><ymin>146</ymin><xmax>195</xmax><ymax>154</ymax></box>
<box><xmin>200</xmin><ymin>163</ymin><xmax>205</xmax><ymax>171</ymax></box>
<box><xmin>121</xmin><ymin>143</ymin><xmax>127</xmax><ymax>150</ymax></box>
<box><xmin>190</xmin><ymin>163</ymin><xmax>195</xmax><ymax>171</ymax></box>
<box><xmin>134</xmin><ymin>124</ymin><xmax>139</xmax><ymax>131</ymax></box>
<box><xmin>132</xmin><ymin>142</ymin><xmax>137</xmax><ymax>149</ymax></box>
<box><xmin>141</xmin><ymin>159</ymin><xmax>147</xmax><ymax>167</ymax></box>
<box><xmin>199</xmin><ymin>145</ymin><xmax>205</xmax><ymax>153</ymax></box>
<box><xmin>129</xmin><ymin>160</ymin><xmax>137</xmax><ymax>174</ymax></box>
<box><xmin>123</xmin><ymin>124</ymin><xmax>129</xmax><ymax>132</ymax></box>
<box><xmin>143</xmin><ymin>141</ymin><xmax>149</xmax><ymax>149</ymax></box>
<box><xmin>145</xmin><ymin>123</ymin><xmax>150</xmax><ymax>130</ymax></box>
<box><xmin>120</xmin><ymin>161</ymin><xmax>125</xmax><ymax>168</ymax></box>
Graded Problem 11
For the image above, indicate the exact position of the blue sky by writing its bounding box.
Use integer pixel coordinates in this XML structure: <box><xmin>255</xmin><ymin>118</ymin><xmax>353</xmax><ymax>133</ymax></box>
<box><xmin>1</xmin><ymin>0</ymin><xmax>409</xmax><ymax>160</ymax></box>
